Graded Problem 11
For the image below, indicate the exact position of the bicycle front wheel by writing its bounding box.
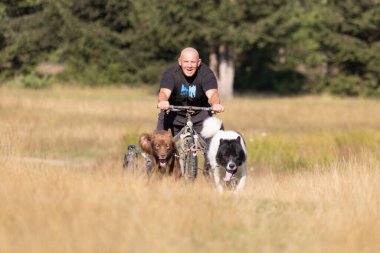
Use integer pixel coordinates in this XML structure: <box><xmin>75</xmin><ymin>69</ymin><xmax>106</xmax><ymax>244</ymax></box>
<box><xmin>184</xmin><ymin>152</ymin><xmax>198</xmax><ymax>180</ymax></box>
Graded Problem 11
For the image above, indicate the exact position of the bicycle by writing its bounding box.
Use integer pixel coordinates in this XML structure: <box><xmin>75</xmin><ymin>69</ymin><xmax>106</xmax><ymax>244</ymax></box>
<box><xmin>165</xmin><ymin>105</ymin><xmax>213</xmax><ymax>180</ymax></box>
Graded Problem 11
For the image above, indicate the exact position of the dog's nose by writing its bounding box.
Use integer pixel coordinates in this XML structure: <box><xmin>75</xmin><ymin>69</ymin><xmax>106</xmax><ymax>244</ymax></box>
<box><xmin>228</xmin><ymin>163</ymin><xmax>236</xmax><ymax>169</ymax></box>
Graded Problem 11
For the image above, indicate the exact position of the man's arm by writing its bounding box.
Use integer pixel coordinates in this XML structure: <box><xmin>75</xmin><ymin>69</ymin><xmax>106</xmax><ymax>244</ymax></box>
<box><xmin>157</xmin><ymin>88</ymin><xmax>172</xmax><ymax>109</ymax></box>
<box><xmin>205</xmin><ymin>89</ymin><xmax>224</xmax><ymax>113</ymax></box>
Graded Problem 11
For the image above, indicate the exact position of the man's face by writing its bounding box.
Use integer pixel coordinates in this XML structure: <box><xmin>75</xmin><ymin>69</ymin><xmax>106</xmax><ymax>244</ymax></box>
<box><xmin>178</xmin><ymin>52</ymin><xmax>201</xmax><ymax>77</ymax></box>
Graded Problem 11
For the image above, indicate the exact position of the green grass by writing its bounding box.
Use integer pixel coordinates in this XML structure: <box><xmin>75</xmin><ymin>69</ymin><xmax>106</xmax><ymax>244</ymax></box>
<box><xmin>248</xmin><ymin>129</ymin><xmax>380</xmax><ymax>172</ymax></box>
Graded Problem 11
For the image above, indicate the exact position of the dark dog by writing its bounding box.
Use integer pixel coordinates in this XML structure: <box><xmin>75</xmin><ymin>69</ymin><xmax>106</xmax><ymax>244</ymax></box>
<box><xmin>139</xmin><ymin>130</ymin><xmax>181</xmax><ymax>178</ymax></box>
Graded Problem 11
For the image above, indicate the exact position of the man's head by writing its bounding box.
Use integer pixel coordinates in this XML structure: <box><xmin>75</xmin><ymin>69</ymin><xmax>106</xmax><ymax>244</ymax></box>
<box><xmin>178</xmin><ymin>47</ymin><xmax>201</xmax><ymax>77</ymax></box>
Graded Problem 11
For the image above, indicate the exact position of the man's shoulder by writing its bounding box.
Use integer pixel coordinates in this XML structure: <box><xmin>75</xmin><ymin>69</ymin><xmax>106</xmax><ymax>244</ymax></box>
<box><xmin>198</xmin><ymin>63</ymin><xmax>216</xmax><ymax>81</ymax></box>
<box><xmin>197</xmin><ymin>63</ymin><xmax>217</xmax><ymax>89</ymax></box>
<box><xmin>160</xmin><ymin>63</ymin><xmax>181</xmax><ymax>89</ymax></box>
<box><xmin>198</xmin><ymin>63</ymin><xmax>213</xmax><ymax>74</ymax></box>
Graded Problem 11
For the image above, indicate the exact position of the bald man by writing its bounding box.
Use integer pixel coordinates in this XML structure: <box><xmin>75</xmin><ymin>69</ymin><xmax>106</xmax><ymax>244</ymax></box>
<box><xmin>156</xmin><ymin>47</ymin><xmax>224</xmax><ymax>136</ymax></box>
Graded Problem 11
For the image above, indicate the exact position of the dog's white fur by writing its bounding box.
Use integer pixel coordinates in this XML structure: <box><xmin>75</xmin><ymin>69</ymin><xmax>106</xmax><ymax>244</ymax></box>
<box><xmin>201</xmin><ymin>117</ymin><xmax>247</xmax><ymax>193</ymax></box>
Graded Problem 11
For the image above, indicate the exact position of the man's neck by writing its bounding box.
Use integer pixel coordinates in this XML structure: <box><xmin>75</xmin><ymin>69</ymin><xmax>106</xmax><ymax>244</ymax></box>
<box><xmin>184</xmin><ymin>75</ymin><xmax>195</xmax><ymax>84</ymax></box>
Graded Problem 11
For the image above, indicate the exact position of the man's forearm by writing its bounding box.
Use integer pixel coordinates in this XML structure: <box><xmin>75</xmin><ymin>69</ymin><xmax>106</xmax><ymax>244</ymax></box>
<box><xmin>205</xmin><ymin>89</ymin><xmax>224</xmax><ymax>113</ymax></box>
<box><xmin>158</xmin><ymin>90</ymin><xmax>169</xmax><ymax>102</ymax></box>
<box><xmin>157</xmin><ymin>88</ymin><xmax>171</xmax><ymax>109</ymax></box>
<box><xmin>208</xmin><ymin>92</ymin><xmax>221</xmax><ymax>106</ymax></box>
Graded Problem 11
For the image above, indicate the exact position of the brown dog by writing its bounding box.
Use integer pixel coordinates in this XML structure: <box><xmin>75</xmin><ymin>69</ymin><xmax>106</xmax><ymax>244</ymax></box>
<box><xmin>139</xmin><ymin>130</ymin><xmax>181</xmax><ymax>178</ymax></box>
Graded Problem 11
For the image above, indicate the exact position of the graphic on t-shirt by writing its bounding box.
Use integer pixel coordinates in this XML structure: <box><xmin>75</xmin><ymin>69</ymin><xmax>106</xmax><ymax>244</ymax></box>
<box><xmin>180</xmin><ymin>84</ymin><xmax>188</xmax><ymax>96</ymax></box>
<box><xmin>180</xmin><ymin>83</ymin><xmax>197</xmax><ymax>98</ymax></box>
<box><xmin>189</xmin><ymin>85</ymin><xmax>196</xmax><ymax>98</ymax></box>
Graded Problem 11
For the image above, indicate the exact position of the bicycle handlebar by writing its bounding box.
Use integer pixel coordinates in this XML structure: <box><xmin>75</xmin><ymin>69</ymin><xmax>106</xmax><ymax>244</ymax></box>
<box><xmin>167</xmin><ymin>105</ymin><xmax>213</xmax><ymax>112</ymax></box>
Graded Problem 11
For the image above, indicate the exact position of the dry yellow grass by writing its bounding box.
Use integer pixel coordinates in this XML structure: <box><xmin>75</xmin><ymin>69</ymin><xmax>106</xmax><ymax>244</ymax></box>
<box><xmin>1</xmin><ymin>86</ymin><xmax>380</xmax><ymax>253</ymax></box>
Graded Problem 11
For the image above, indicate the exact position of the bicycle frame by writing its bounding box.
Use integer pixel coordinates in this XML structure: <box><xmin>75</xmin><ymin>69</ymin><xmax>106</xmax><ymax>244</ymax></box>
<box><xmin>167</xmin><ymin>106</ymin><xmax>212</xmax><ymax>180</ymax></box>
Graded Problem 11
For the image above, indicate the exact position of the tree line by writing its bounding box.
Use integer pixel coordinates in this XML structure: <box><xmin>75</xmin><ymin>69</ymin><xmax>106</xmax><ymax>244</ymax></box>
<box><xmin>0</xmin><ymin>0</ymin><xmax>379</xmax><ymax>97</ymax></box>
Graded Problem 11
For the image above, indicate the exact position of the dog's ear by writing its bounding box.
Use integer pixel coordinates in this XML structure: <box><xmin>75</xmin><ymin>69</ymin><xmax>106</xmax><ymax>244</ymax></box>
<box><xmin>236</xmin><ymin>136</ymin><xmax>241</xmax><ymax>143</ymax></box>
<box><xmin>139</xmin><ymin>133</ymin><xmax>153</xmax><ymax>154</ymax></box>
<box><xmin>165</xmin><ymin>129</ymin><xmax>173</xmax><ymax>137</ymax></box>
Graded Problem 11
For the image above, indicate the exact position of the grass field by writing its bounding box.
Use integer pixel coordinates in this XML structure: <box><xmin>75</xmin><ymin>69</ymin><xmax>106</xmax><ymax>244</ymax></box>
<box><xmin>1</xmin><ymin>85</ymin><xmax>380</xmax><ymax>253</ymax></box>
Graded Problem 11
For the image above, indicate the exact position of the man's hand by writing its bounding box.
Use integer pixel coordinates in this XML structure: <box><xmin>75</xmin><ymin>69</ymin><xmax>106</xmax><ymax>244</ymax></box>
<box><xmin>211</xmin><ymin>103</ymin><xmax>224</xmax><ymax>113</ymax></box>
<box><xmin>157</xmin><ymin>100</ymin><xmax>170</xmax><ymax>110</ymax></box>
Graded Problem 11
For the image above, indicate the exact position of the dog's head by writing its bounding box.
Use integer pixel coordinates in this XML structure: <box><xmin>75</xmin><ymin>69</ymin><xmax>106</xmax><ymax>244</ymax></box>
<box><xmin>216</xmin><ymin>136</ymin><xmax>246</xmax><ymax>181</ymax></box>
<box><xmin>139</xmin><ymin>130</ymin><xmax>176</xmax><ymax>167</ymax></box>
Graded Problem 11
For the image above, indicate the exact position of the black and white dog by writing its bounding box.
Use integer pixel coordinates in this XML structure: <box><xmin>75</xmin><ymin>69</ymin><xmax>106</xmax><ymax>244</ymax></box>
<box><xmin>201</xmin><ymin>117</ymin><xmax>247</xmax><ymax>193</ymax></box>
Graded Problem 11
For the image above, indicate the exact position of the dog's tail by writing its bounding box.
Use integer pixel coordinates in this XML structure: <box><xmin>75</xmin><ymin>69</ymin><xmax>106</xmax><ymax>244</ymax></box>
<box><xmin>201</xmin><ymin>117</ymin><xmax>223</xmax><ymax>139</ymax></box>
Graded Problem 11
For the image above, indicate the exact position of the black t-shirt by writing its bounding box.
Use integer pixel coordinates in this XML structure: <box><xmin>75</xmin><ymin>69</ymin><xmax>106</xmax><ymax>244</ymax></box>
<box><xmin>159</xmin><ymin>63</ymin><xmax>218</xmax><ymax>125</ymax></box>
<box><xmin>160</xmin><ymin>63</ymin><xmax>218</xmax><ymax>108</ymax></box>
